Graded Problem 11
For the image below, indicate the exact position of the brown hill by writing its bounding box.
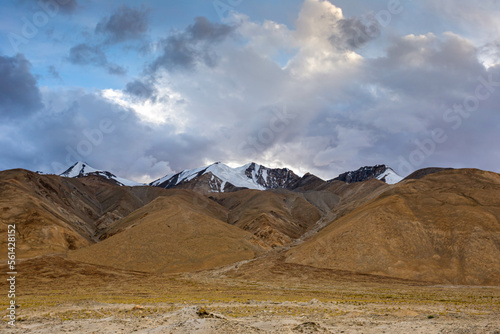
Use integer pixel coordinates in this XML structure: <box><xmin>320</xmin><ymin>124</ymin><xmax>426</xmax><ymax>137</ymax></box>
<box><xmin>286</xmin><ymin>169</ymin><xmax>500</xmax><ymax>285</ymax></box>
<box><xmin>288</xmin><ymin>173</ymin><xmax>327</xmax><ymax>191</ymax></box>
<box><xmin>5</xmin><ymin>165</ymin><xmax>500</xmax><ymax>286</ymax></box>
<box><xmin>102</xmin><ymin>189</ymin><xmax>230</xmax><ymax>238</ymax></box>
<box><xmin>403</xmin><ymin>167</ymin><xmax>454</xmax><ymax>180</ymax></box>
<box><xmin>69</xmin><ymin>193</ymin><xmax>265</xmax><ymax>273</ymax></box>
<box><xmin>0</xmin><ymin>169</ymin><xmax>168</xmax><ymax>258</ymax></box>
<box><xmin>74</xmin><ymin>175</ymin><xmax>170</xmax><ymax>236</ymax></box>
<box><xmin>320</xmin><ymin>179</ymin><xmax>390</xmax><ymax>219</ymax></box>
<box><xmin>210</xmin><ymin>190</ymin><xmax>322</xmax><ymax>247</ymax></box>
<box><xmin>0</xmin><ymin>169</ymin><xmax>101</xmax><ymax>258</ymax></box>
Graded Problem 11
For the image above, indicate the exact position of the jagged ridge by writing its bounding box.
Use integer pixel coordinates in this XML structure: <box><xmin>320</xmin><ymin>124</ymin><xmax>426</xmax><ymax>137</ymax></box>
<box><xmin>150</xmin><ymin>162</ymin><xmax>301</xmax><ymax>193</ymax></box>
<box><xmin>332</xmin><ymin>165</ymin><xmax>402</xmax><ymax>184</ymax></box>
<box><xmin>60</xmin><ymin>162</ymin><xmax>143</xmax><ymax>187</ymax></box>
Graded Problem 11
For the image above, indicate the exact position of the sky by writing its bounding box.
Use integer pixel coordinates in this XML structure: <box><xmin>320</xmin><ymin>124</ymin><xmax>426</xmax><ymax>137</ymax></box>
<box><xmin>1</xmin><ymin>0</ymin><xmax>500</xmax><ymax>182</ymax></box>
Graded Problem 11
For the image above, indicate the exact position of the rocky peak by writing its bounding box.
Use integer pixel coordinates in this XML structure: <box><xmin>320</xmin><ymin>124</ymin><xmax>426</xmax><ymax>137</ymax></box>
<box><xmin>244</xmin><ymin>162</ymin><xmax>300</xmax><ymax>189</ymax></box>
<box><xmin>60</xmin><ymin>162</ymin><xmax>142</xmax><ymax>187</ymax></box>
<box><xmin>332</xmin><ymin>165</ymin><xmax>402</xmax><ymax>184</ymax></box>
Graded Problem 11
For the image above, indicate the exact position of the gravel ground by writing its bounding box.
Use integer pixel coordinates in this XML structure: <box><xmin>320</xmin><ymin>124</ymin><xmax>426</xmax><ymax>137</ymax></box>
<box><xmin>3</xmin><ymin>300</ymin><xmax>500</xmax><ymax>334</ymax></box>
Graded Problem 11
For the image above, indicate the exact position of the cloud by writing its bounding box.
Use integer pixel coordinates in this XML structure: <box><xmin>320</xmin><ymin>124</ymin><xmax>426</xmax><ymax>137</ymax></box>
<box><xmin>68</xmin><ymin>43</ymin><xmax>106</xmax><ymax>65</ymax></box>
<box><xmin>106</xmin><ymin>63</ymin><xmax>127</xmax><ymax>76</ymax></box>
<box><xmin>331</xmin><ymin>16</ymin><xmax>381</xmax><ymax>50</ymax></box>
<box><xmin>150</xmin><ymin>17</ymin><xmax>235</xmax><ymax>72</ymax></box>
<box><xmin>285</xmin><ymin>0</ymin><xmax>366</xmax><ymax>77</ymax></box>
<box><xmin>479</xmin><ymin>38</ymin><xmax>500</xmax><ymax>68</ymax></box>
<box><xmin>57</xmin><ymin>0</ymin><xmax>78</xmax><ymax>14</ymax></box>
<box><xmin>0</xmin><ymin>87</ymin><xmax>188</xmax><ymax>181</ymax></box>
<box><xmin>102</xmin><ymin>81</ymin><xmax>185</xmax><ymax>125</ymax></box>
<box><xmin>3</xmin><ymin>0</ymin><xmax>500</xmax><ymax>181</ymax></box>
<box><xmin>0</xmin><ymin>54</ymin><xmax>43</xmax><ymax>119</ymax></box>
<box><xmin>68</xmin><ymin>43</ymin><xmax>127</xmax><ymax>75</ymax></box>
<box><xmin>90</xmin><ymin>1</ymin><xmax>382</xmax><ymax>177</ymax></box>
<box><xmin>312</xmin><ymin>126</ymin><xmax>375</xmax><ymax>167</ymax></box>
<box><xmin>426</xmin><ymin>0</ymin><xmax>500</xmax><ymax>34</ymax></box>
<box><xmin>187</xmin><ymin>16</ymin><xmax>235</xmax><ymax>42</ymax></box>
<box><xmin>368</xmin><ymin>33</ymin><xmax>483</xmax><ymax>104</ymax></box>
<box><xmin>23</xmin><ymin>0</ymin><xmax>78</xmax><ymax>15</ymax></box>
<box><xmin>294</xmin><ymin>0</ymin><xmax>344</xmax><ymax>40</ymax></box>
<box><xmin>95</xmin><ymin>6</ymin><xmax>150</xmax><ymax>44</ymax></box>
<box><xmin>124</xmin><ymin>79</ymin><xmax>158</xmax><ymax>101</ymax></box>
<box><xmin>48</xmin><ymin>65</ymin><xmax>61</xmax><ymax>79</ymax></box>
<box><xmin>66</xmin><ymin>6</ymin><xmax>149</xmax><ymax>77</ymax></box>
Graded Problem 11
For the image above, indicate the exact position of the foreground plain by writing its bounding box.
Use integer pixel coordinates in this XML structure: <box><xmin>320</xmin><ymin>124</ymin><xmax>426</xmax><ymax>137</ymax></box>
<box><xmin>1</xmin><ymin>255</ymin><xmax>499</xmax><ymax>333</ymax></box>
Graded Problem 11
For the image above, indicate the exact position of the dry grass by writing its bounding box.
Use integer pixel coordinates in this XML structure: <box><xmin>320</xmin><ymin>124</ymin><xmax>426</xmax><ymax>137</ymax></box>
<box><xmin>2</xmin><ymin>256</ymin><xmax>500</xmax><ymax>312</ymax></box>
<box><xmin>1</xmin><ymin>255</ymin><xmax>499</xmax><ymax>333</ymax></box>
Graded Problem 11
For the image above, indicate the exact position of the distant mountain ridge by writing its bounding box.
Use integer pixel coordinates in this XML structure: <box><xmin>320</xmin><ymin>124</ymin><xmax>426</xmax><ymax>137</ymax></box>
<box><xmin>332</xmin><ymin>165</ymin><xmax>403</xmax><ymax>184</ymax></box>
<box><xmin>150</xmin><ymin>162</ymin><xmax>301</xmax><ymax>193</ymax></box>
<box><xmin>58</xmin><ymin>161</ymin><xmax>404</xmax><ymax>192</ymax></box>
<box><xmin>60</xmin><ymin>162</ymin><xmax>143</xmax><ymax>187</ymax></box>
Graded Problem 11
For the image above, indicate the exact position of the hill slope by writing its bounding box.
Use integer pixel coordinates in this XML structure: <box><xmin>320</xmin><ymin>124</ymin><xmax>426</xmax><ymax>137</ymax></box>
<box><xmin>286</xmin><ymin>169</ymin><xmax>500</xmax><ymax>285</ymax></box>
<box><xmin>0</xmin><ymin>169</ymin><xmax>169</xmax><ymax>258</ymax></box>
<box><xmin>69</xmin><ymin>192</ymin><xmax>265</xmax><ymax>273</ymax></box>
<box><xmin>0</xmin><ymin>169</ymin><xmax>101</xmax><ymax>258</ymax></box>
<box><xmin>210</xmin><ymin>190</ymin><xmax>323</xmax><ymax>247</ymax></box>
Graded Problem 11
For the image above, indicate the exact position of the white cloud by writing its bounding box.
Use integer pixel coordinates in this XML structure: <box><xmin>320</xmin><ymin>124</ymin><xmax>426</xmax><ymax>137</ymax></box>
<box><xmin>427</xmin><ymin>0</ymin><xmax>500</xmax><ymax>35</ymax></box>
<box><xmin>3</xmin><ymin>0</ymin><xmax>500</xmax><ymax>181</ymax></box>
<box><xmin>101</xmin><ymin>80</ymin><xmax>187</xmax><ymax>129</ymax></box>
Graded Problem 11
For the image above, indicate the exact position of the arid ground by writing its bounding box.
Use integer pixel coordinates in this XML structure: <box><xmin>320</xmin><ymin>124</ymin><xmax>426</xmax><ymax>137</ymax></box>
<box><xmin>1</xmin><ymin>253</ymin><xmax>499</xmax><ymax>333</ymax></box>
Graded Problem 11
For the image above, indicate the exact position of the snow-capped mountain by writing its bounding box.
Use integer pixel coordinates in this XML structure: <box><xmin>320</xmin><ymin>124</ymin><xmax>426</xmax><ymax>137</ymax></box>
<box><xmin>151</xmin><ymin>162</ymin><xmax>300</xmax><ymax>193</ymax></box>
<box><xmin>332</xmin><ymin>165</ymin><xmax>403</xmax><ymax>184</ymax></box>
<box><xmin>60</xmin><ymin>162</ymin><xmax>143</xmax><ymax>187</ymax></box>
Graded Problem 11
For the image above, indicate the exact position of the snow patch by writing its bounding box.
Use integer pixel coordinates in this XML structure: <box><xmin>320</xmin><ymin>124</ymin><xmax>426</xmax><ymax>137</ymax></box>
<box><xmin>377</xmin><ymin>168</ymin><xmax>403</xmax><ymax>184</ymax></box>
<box><xmin>60</xmin><ymin>162</ymin><xmax>143</xmax><ymax>187</ymax></box>
<box><xmin>151</xmin><ymin>162</ymin><xmax>267</xmax><ymax>191</ymax></box>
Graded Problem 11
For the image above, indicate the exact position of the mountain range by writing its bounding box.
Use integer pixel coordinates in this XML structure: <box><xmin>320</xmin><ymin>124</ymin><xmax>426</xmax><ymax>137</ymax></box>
<box><xmin>2</xmin><ymin>161</ymin><xmax>500</xmax><ymax>286</ymax></box>
<box><xmin>61</xmin><ymin>161</ymin><xmax>403</xmax><ymax>193</ymax></box>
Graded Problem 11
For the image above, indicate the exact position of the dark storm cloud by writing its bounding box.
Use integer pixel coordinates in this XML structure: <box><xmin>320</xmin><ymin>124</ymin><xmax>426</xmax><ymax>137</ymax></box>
<box><xmin>187</xmin><ymin>16</ymin><xmax>235</xmax><ymax>43</ymax></box>
<box><xmin>95</xmin><ymin>6</ymin><xmax>150</xmax><ymax>44</ymax></box>
<box><xmin>150</xmin><ymin>17</ymin><xmax>235</xmax><ymax>71</ymax></box>
<box><xmin>0</xmin><ymin>54</ymin><xmax>43</xmax><ymax>118</ymax></box>
<box><xmin>68</xmin><ymin>43</ymin><xmax>126</xmax><ymax>75</ymax></box>
<box><xmin>152</xmin><ymin>35</ymin><xmax>200</xmax><ymax>70</ymax></box>
<box><xmin>331</xmin><ymin>17</ymin><xmax>381</xmax><ymax>50</ymax></box>
<box><xmin>124</xmin><ymin>80</ymin><xmax>157</xmax><ymax>101</ymax></box>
